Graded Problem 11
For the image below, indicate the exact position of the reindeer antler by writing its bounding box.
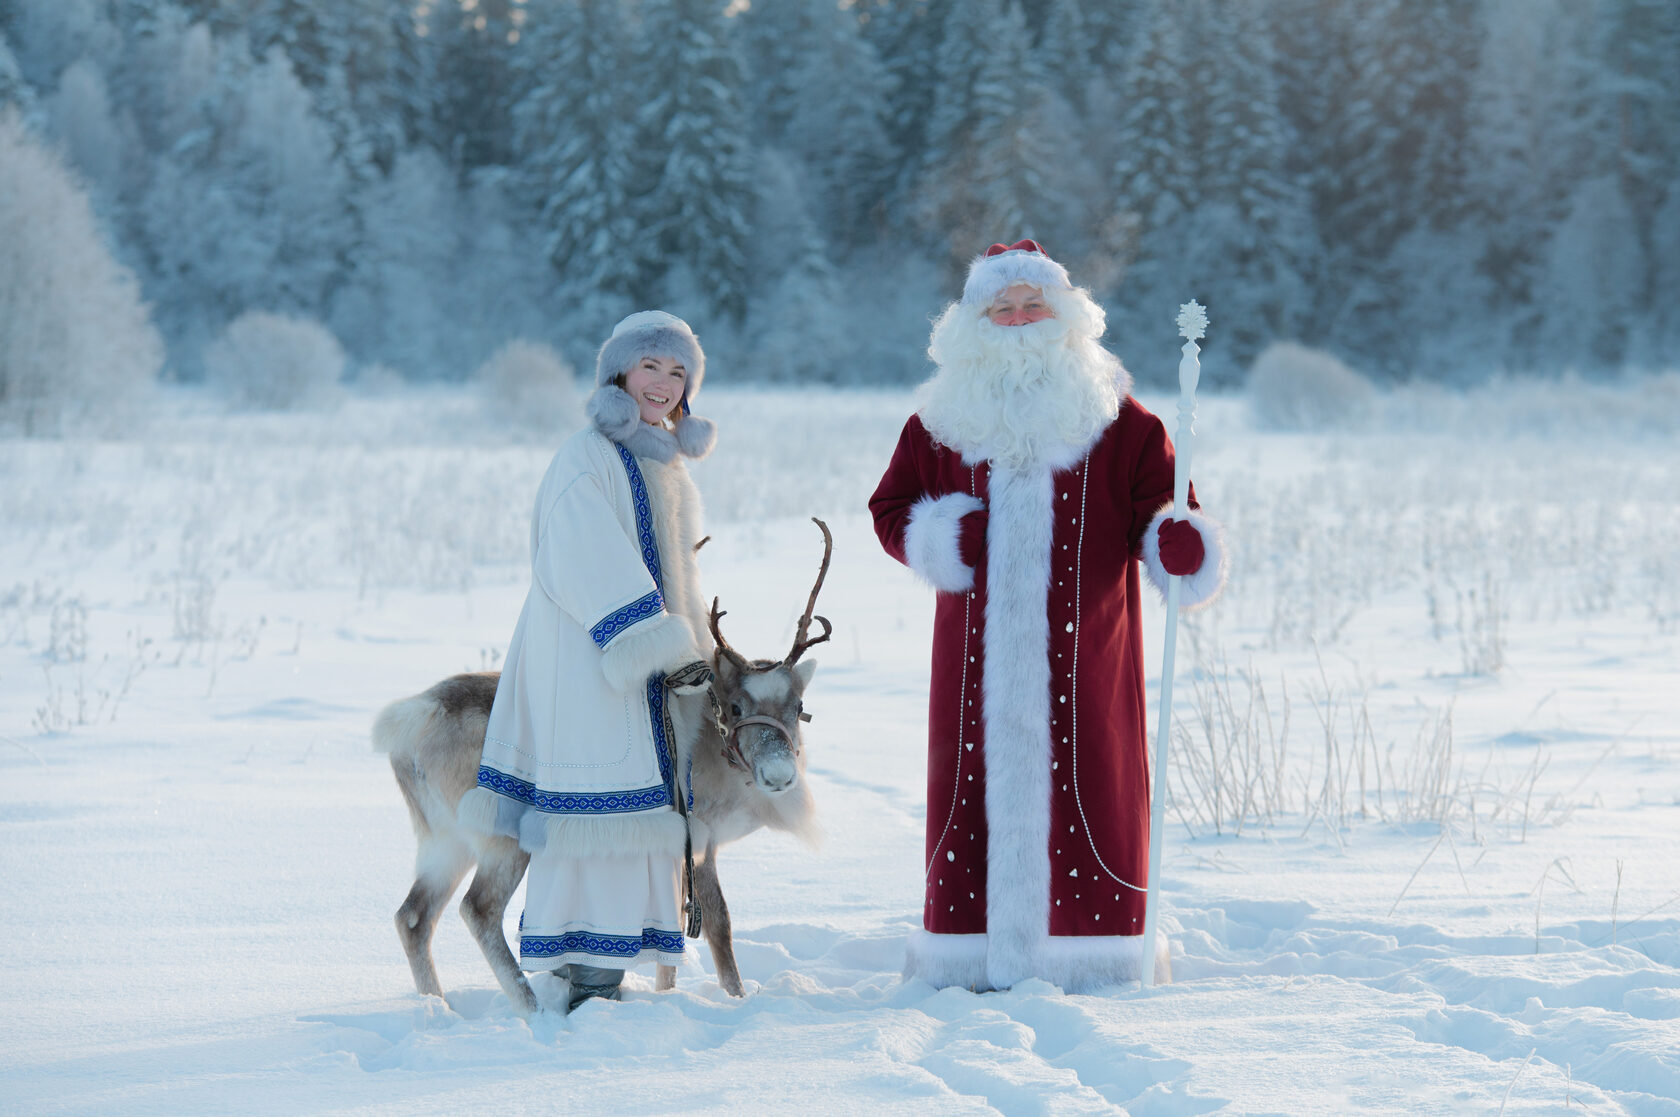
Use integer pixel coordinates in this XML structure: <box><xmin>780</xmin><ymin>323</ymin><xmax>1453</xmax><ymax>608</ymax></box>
<box><xmin>786</xmin><ymin>517</ymin><xmax>833</xmax><ymax>665</ymax></box>
<box><xmin>708</xmin><ymin>596</ymin><xmax>753</xmax><ymax>673</ymax></box>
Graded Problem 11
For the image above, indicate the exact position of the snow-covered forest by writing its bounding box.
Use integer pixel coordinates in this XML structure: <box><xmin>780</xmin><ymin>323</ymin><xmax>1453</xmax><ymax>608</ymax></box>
<box><xmin>3</xmin><ymin>0</ymin><xmax>1678</xmax><ymax>434</ymax></box>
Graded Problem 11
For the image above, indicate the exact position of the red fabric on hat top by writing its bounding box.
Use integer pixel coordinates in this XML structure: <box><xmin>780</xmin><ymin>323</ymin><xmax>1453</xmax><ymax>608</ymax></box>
<box><xmin>985</xmin><ymin>239</ymin><xmax>1046</xmax><ymax>258</ymax></box>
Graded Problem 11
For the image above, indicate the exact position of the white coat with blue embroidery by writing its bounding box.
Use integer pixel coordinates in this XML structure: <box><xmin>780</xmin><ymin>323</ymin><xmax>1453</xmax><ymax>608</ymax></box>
<box><xmin>459</xmin><ymin>417</ymin><xmax>712</xmax><ymax>970</ymax></box>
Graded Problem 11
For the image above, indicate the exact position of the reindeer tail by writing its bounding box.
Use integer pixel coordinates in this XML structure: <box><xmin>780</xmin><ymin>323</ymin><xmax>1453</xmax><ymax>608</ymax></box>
<box><xmin>371</xmin><ymin>694</ymin><xmax>436</xmax><ymax>759</ymax></box>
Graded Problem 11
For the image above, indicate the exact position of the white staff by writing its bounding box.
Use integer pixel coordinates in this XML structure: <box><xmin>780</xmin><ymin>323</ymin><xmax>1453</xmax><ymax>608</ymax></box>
<box><xmin>1140</xmin><ymin>299</ymin><xmax>1206</xmax><ymax>989</ymax></box>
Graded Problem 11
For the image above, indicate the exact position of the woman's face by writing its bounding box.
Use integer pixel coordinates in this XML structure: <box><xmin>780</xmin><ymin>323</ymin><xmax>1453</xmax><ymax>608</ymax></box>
<box><xmin>985</xmin><ymin>284</ymin><xmax>1055</xmax><ymax>327</ymax></box>
<box><xmin>623</xmin><ymin>355</ymin><xmax>686</xmax><ymax>425</ymax></box>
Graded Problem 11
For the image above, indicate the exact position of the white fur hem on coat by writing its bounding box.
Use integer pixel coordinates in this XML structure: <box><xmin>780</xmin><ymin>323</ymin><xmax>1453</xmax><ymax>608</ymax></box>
<box><xmin>904</xmin><ymin>929</ymin><xmax>1171</xmax><ymax>992</ymax></box>
<box><xmin>979</xmin><ymin>463</ymin><xmax>1055</xmax><ymax>990</ymax></box>
<box><xmin>904</xmin><ymin>491</ymin><xmax>984</xmax><ymax>594</ymax></box>
<box><xmin>1140</xmin><ymin>506</ymin><xmax>1226</xmax><ymax>611</ymax></box>
<box><xmin>600</xmin><ymin>612</ymin><xmax>701</xmax><ymax>693</ymax></box>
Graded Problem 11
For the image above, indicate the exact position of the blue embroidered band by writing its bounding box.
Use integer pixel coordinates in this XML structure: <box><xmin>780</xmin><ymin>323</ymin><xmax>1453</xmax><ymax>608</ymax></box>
<box><xmin>520</xmin><ymin>927</ymin><xmax>686</xmax><ymax>959</ymax></box>
<box><xmin>648</xmin><ymin>673</ymin><xmax>674</xmax><ymax>794</ymax></box>
<box><xmin>590</xmin><ymin>590</ymin><xmax>665</xmax><ymax>648</ymax></box>
<box><xmin>613</xmin><ymin>443</ymin><xmax>665</xmax><ymax>594</ymax></box>
<box><xmin>477</xmin><ymin>765</ymin><xmax>670</xmax><ymax>813</ymax></box>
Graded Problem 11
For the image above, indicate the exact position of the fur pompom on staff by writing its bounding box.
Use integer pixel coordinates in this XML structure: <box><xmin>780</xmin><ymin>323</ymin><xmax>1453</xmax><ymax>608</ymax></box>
<box><xmin>1140</xmin><ymin>300</ymin><xmax>1208</xmax><ymax>989</ymax></box>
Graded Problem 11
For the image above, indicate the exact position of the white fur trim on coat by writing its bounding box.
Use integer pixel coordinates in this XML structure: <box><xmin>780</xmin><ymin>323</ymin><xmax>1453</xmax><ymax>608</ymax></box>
<box><xmin>979</xmin><ymin>463</ymin><xmax>1056</xmax><ymax>990</ymax></box>
<box><xmin>903</xmin><ymin>929</ymin><xmax>1171</xmax><ymax>992</ymax></box>
<box><xmin>600</xmin><ymin>612</ymin><xmax>700</xmax><ymax>693</ymax></box>
<box><xmin>1140</xmin><ymin>506</ymin><xmax>1227</xmax><ymax>611</ymax></box>
<box><xmin>903</xmin><ymin>492</ymin><xmax>985</xmax><ymax>594</ymax></box>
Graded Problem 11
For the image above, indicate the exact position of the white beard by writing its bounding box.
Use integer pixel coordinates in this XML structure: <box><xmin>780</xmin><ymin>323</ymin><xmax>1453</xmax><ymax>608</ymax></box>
<box><xmin>916</xmin><ymin>288</ymin><xmax>1129</xmax><ymax>471</ymax></box>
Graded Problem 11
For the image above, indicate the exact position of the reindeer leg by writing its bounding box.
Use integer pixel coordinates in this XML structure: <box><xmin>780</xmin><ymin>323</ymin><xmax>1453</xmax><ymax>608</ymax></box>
<box><xmin>655</xmin><ymin>963</ymin><xmax>677</xmax><ymax>991</ymax></box>
<box><xmin>396</xmin><ymin>845</ymin><xmax>473</xmax><ymax>999</ymax></box>
<box><xmin>459</xmin><ymin>836</ymin><xmax>538</xmax><ymax>1016</ymax></box>
<box><xmin>693</xmin><ymin>847</ymin><xmax>744</xmax><ymax>997</ymax></box>
<box><xmin>391</xmin><ymin>757</ymin><xmax>474</xmax><ymax>1000</ymax></box>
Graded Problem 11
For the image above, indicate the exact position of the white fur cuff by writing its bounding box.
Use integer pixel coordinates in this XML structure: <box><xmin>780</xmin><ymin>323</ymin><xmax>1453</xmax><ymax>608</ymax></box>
<box><xmin>600</xmin><ymin>613</ymin><xmax>701</xmax><ymax>692</ymax></box>
<box><xmin>1141</xmin><ymin>506</ymin><xmax>1226</xmax><ymax>611</ymax></box>
<box><xmin>904</xmin><ymin>492</ymin><xmax>985</xmax><ymax>594</ymax></box>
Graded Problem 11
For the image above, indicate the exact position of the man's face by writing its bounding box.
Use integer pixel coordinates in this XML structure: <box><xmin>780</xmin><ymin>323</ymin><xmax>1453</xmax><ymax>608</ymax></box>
<box><xmin>985</xmin><ymin>284</ymin><xmax>1055</xmax><ymax>327</ymax></box>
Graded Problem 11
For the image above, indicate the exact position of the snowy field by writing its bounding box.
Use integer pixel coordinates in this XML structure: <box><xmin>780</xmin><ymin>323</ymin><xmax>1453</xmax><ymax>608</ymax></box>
<box><xmin>3</xmin><ymin>381</ymin><xmax>1679</xmax><ymax>1116</ymax></box>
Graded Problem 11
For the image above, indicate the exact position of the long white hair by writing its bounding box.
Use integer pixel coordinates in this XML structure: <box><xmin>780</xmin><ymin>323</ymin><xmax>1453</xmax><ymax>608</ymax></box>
<box><xmin>916</xmin><ymin>286</ymin><xmax>1129</xmax><ymax>470</ymax></box>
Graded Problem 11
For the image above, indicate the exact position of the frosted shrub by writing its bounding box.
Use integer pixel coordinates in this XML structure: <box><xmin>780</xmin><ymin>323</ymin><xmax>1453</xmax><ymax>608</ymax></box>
<box><xmin>0</xmin><ymin>110</ymin><xmax>163</xmax><ymax>436</ymax></box>
<box><xmin>203</xmin><ymin>311</ymin><xmax>345</xmax><ymax>410</ymax></box>
<box><xmin>1247</xmin><ymin>342</ymin><xmax>1375</xmax><ymax>432</ymax></box>
<box><xmin>475</xmin><ymin>340</ymin><xmax>582</xmax><ymax>438</ymax></box>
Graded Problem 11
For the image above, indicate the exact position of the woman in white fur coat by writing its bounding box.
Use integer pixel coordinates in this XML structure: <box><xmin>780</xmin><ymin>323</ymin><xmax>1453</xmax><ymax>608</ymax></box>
<box><xmin>458</xmin><ymin>311</ymin><xmax>717</xmax><ymax>1009</ymax></box>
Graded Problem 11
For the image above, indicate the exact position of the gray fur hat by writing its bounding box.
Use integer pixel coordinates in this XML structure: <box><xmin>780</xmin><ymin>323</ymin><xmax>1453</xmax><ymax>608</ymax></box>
<box><xmin>586</xmin><ymin>310</ymin><xmax>716</xmax><ymax>462</ymax></box>
<box><xmin>593</xmin><ymin>310</ymin><xmax>705</xmax><ymax>396</ymax></box>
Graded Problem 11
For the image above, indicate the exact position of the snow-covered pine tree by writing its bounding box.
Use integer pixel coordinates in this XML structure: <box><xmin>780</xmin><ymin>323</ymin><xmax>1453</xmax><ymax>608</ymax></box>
<box><xmin>136</xmin><ymin>32</ymin><xmax>351</xmax><ymax>373</ymax></box>
<box><xmin>0</xmin><ymin>109</ymin><xmax>163</xmax><ymax>434</ymax></box>
<box><xmin>914</xmin><ymin>0</ymin><xmax>1057</xmax><ymax>273</ymax></box>
<box><xmin>0</xmin><ymin>28</ymin><xmax>34</xmax><ymax>112</ymax></box>
<box><xmin>1512</xmin><ymin>2</ymin><xmax>1635</xmax><ymax>372</ymax></box>
<box><xmin>742</xmin><ymin>0</ymin><xmax>896</xmax><ymax>248</ymax></box>
<box><xmin>1110</xmin><ymin>0</ymin><xmax>1310</xmax><ymax>385</ymax></box>
<box><xmin>512</xmin><ymin>0</ymin><xmax>640</xmax><ymax>340</ymax></box>
<box><xmin>429</xmin><ymin>0</ymin><xmax>521</xmax><ymax>171</ymax></box>
<box><xmin>1304</xmin><ymin>0</ymin><xmax>1481</xmax><ymax>377</ymax></box>
<box><xmin>746</xmin><ymin>149</ymin><xmax>850</xmax><ymax>382</ymax></box>
<box><xmin>861</xmin><ymin>0</ymin><xmax>954</xmax><ymax>223</ymax></box>
<box><xmin>1603</xmin><ymin>0</ymin><xmax>1680</xmax><ymax>340</ymax></box>
<box><xmin>627</xmin><ymin>0</ymin><xmax>755</xmax><ymax>321</ymax></box>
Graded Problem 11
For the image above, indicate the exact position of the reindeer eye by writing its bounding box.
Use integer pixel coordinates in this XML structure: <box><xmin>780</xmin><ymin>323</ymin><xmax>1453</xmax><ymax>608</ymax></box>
<box><xmin>730</xmin><ymin>703</ymin><xmax>742</xmax><ymax>718</ymax></box>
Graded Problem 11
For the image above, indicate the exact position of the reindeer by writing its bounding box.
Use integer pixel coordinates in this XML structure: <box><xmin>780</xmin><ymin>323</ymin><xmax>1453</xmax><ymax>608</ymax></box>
<box><xmin>372</xmin><ymin>519</ymin><xmax>833</xmax><ymax>1013</ymax></box>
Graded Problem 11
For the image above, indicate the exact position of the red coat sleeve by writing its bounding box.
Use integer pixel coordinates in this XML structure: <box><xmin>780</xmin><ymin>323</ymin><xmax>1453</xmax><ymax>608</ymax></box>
<box><xmin>869</xmin><ymin>415</ymin><xmax>935</xmax><ymax>566</ymax></box>
<box><xmin>1122</xmin><ymin>405</ymin><xmax>1200</xmax><ymax>554</ymax></box>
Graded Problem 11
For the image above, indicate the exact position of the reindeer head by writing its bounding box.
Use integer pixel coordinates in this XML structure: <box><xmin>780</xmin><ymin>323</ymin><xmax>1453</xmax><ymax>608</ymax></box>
<box><xmin>707</xmin><ymin>518</ymin><xmax>832</xmax><ymax>795</ymax></box>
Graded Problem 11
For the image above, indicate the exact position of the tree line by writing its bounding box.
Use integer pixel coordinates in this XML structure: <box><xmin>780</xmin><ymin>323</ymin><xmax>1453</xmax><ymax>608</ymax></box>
<box><xmin>2</xmin><ymin>0</ymin><xmax>1676</xmax><ymax>393</ymax></box>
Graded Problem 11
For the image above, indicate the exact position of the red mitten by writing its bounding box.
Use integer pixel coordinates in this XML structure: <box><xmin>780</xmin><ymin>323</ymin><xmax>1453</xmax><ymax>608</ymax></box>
<box><xmin>1156</xmin><ymin>517</ymin><xmax>1205</xmax><ymax>576</ymax></box>
<box><xmin>958</xmin><ymin>508</ymin><xmax>988</xmax><ymax>568</ymax></box>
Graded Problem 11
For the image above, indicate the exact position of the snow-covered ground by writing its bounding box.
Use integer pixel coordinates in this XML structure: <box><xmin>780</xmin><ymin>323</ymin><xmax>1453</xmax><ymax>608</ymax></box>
<box><xmin>3</xmin><ymin>383</ymin><xmax>1678</xmax><ymax>1116</ymax></box>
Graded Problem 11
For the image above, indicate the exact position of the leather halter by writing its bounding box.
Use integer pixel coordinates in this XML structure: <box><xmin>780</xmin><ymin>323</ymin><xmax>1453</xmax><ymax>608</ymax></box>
<box><xmin>718</xmin><ymin>711</ymin><xmax>799</xmax><ymax>775</ymax></box>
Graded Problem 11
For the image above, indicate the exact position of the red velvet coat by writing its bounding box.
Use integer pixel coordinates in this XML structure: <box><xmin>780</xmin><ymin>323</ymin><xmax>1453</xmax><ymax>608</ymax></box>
<box><xmin>870</xmin><ymin>400</ymin><xmax>1216</xmax><ymax>991</ymax></box>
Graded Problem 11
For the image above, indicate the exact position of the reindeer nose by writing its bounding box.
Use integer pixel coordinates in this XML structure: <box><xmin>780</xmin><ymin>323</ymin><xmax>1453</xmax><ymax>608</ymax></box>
<box><xmin>754</xmin><ymin>754</ymin><xmax>797</xmax><ymax>794</ymax></box>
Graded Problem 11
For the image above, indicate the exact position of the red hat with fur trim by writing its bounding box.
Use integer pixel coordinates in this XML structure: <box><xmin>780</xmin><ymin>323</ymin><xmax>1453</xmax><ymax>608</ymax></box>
<box><xmin>960</xmin><ymin>239</ymin><xmax>1073</xmax><ymax>307</ymax></box>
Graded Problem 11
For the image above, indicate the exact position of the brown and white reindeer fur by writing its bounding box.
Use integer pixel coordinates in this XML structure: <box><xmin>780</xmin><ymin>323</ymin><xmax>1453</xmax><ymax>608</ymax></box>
<box><xmin>372</xmin><ymin>520</ymin><xmax>832</xmax><ymax>1014</ymax></box>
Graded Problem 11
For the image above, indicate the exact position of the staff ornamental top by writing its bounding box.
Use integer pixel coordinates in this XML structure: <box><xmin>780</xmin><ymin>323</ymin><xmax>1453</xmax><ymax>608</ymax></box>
<box><xmin>1177</xmin><ymin>300</ymin><xmax>1208</xmax><ymax>342</ymax></box>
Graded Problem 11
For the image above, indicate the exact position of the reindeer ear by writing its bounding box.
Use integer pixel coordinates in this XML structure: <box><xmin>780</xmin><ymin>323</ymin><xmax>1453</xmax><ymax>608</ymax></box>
<box><xmin>713</xmin><ymin>651</ymin><xmax>741</xmax><ymax>687</ymax></box>
<box><xmin>793</xmin><ymin>658</ymin><xmax>818</xmax><ymax>690</ymax></box>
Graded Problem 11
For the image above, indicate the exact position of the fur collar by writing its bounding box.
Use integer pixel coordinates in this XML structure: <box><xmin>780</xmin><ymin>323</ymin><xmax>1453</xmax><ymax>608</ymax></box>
<box><xmin>586</xmin><ymin>385</ymin><xmax>717</xmax><ymax>463</ymax></box>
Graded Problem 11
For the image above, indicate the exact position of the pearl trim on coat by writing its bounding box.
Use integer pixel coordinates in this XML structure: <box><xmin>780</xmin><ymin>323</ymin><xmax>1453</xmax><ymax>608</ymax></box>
<box><xmin>926</xmin><ymin>464</ymin><xmax>979</xmax><ymax>881</ymax></box>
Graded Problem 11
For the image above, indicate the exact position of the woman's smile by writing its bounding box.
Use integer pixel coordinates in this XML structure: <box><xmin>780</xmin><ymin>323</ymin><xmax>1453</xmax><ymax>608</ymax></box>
<box><xmin>624</xmin><ymin>356</ymin><xmax>687</xmax><ymax>425</ymax></box>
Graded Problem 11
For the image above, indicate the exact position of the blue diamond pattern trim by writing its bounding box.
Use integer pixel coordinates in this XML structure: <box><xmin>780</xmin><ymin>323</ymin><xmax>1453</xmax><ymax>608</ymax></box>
<box><xmin>590</xmin><ymin>589</ymin><xmax>665</xmax><ymax>649</ymax></box>
<box><xmin>520</xmin><ymin>927</ymin><xmax>686</xmax><ymax>959</ymax></box>
<box><xmin>614</xmin><ymin>443</ymin><xmax>664</xmax><ymax>594</ymax></box>
<box><xmin>477</xmin><ymin>765</ymin><xmax>670</xmax><ymax>813</ymax></box>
